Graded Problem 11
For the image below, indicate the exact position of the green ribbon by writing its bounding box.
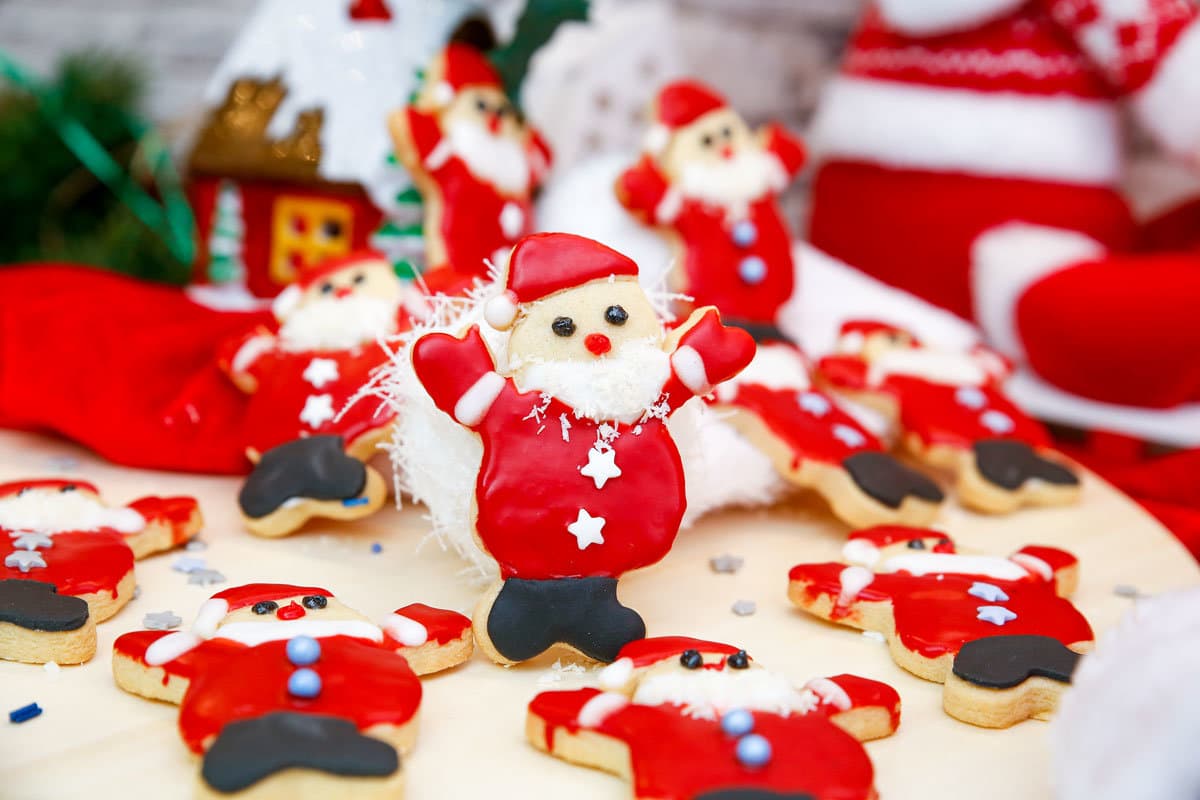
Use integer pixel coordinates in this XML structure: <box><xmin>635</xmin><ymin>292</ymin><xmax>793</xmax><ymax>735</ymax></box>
<box><xmin>0</xmin><ymin>49</ymin><xmax>196</xmax><ymax>266</ymax></box>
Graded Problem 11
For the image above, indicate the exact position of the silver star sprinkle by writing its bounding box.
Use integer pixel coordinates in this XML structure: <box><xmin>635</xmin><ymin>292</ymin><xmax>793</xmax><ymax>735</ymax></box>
<box><xmin>9</xmin><ymin>531</ymin><xmax>53</xmax><ymax>550</ymax></box>
<box><xmin>187</xmin><ymin>569</ymin><xmax>226</xmax><ymax>586</ymax></box>
<box><xmin>5</xmin><ymin>550</ymin><xmax>47</xmax><ymax>572</ymax></box>
<box><xmin>143</xmin><ymin>611</ymin><xmax>182</xmax><ymax>630</ymax></box>
<box><xmin>184</xmin><ymin>539</ymin><xmax>208</xmax><ymax>552</ymax></box>
<box><xmin>709</xmin><ymin>554</ymin><xmax>744</xmax><ymax>574</ymax></box>
<box><xmin>731</xmin><ymin>599</ymin><xmax>757</xmax><ymax>617</ymax></box>
<box><xmin>172</xmin><ymin>556</ymin><xmax>207</xmax><ymax>573</ymax></box>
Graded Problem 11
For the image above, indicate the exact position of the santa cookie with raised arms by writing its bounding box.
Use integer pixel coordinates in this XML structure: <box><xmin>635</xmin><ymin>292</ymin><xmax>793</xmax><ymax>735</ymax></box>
<box><xmin>617</xmin><ymin>79</ymin><xmax>805</xmax><ymax>331</ymax></box>
<box><xmin>410</xmin><ymin>232</ymin><xmax>754</xmax><ymax>665</ymax></box>
<box><xmin>817</xmin><ymin>319</ymin><xmax>1080</xmax><ymax>513</ymax></box>
<box><xmin>390</xmin><ymin>43</ymin><xmax>552</xmax><ymax>284</ymax></box>
<box><xmin>528</xmin><ymin>635</ymin><xmax>900</xmax><ymax>799</ymax></box>
<box><xmin>114</xmin><ymin>583</ymin><xmax>472</xmax><ymax>797</ymax></box>
<box><xmin>789</xmin><ymin>526</ymin><xmax>1093</xmax><ymax>727</ymax></box>
<box><xmin>1</xmin><ymin>478</ymin><xmax>200</xmax><ymax>664</ymax></box>
<box><xmin>221</xmin><ymin>251</ymin><xmax>421</xmax><ymax>537</ymax></box>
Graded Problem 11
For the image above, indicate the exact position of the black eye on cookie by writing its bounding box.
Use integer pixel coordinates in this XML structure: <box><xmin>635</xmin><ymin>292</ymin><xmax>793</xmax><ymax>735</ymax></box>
<box><xmin>552</xmin><ymin>316</ymin><xmax>576</xmax><ymax>337</ymax></box>
<box><xmin>727</xmin><ymin>650</ymin><xmax>750</xmax><ymax>669</ymax></box>
<box><xmin>302</xmin><ymin>595</ymin><xmax>327</xmax><ymax>610</ymax></box>
<box><xmin>353</xmin><ymin>272</ymin><xmax>366</xmax><ymax>285</ymax></box>
<box><xmin>604</xmin><ymin>305</ymin><xmax>628</xmax><ymax>326</ymax></box>
<box><xmin>721</xmin><ymin>125</ymin><xmax>733</xmax><ymax>140</ymax></box>
<box><xmin>252</xmin><ymin>601</ymin><xmax>279</xmax><ymax>615</ymax></box>
<box><xmin>680</xmin><ymin>649</ymin><xmax>703</xmax><ymax>669</ymax></box>
<box><xmin>321</xmin><ymin>282</ymin><xmax>334</xmax><ymax>295</ymax></box>
<box><xmin>700</xmin><ymin>133</ymin><xmax>714</xmax><ymax>148</ymax></box>
<box><xmin>907</xmin><ymin>539</ymin><xmax>926</xmax><ymax>550</ymax></box>
<box><xmin>60</xmin><ymin>484</ymin><xmax>77</xmax><ymax>493</ymax></box>
<box><xmin>475</xmin><ymin>97</ymin><xmax>488</xmax><ymax>113</ymax></box>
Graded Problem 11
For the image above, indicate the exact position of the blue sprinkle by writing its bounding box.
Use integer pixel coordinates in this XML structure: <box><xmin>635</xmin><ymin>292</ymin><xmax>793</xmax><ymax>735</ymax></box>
<box><xmin>731</xmin><ymin>220</ymin><xmax>757</xmax><ymax>248</ymax></box>
<box><xmin>738</xmin><ymin>256</ymin><xmax>767</xmax><ymax>285</ymax></box>
<box><xmin>720</xmin><ymin>708</ymin><xmax>755</xmax><ymax>737</ymax></box>
<box><xmin>736</xmin><ymin>733</ymin><xmax>772</xmax><ymax>768</ymax></box>
<box><xmin>9</xmin><ymin>703</ymin><xmax>42</xmax><ymax>723</ymax></box>
<box><xmin>370</xmin><ymin>542</ymin><xmax>383</xmax><ymax>554</ymax></box>
<box><xmin>286</xmin><ymin>635</ymin><xmax>322</xmax><ymax>667</ymax></box>
<box><xmin>288</xmin><ymin>668</ymin><xmax>322</xmax><ymax>699</ymax></box>
<box><xmin>342</xmin><ymin>496</ymin><xmax>369</xmax><ymax>507</ymax></box>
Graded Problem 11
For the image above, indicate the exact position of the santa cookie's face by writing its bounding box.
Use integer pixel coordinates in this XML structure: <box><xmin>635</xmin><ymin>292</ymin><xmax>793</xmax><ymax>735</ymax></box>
<box><xmin>437</xmin><ymin>84</ymin><xmax>531</xmax><ymax>195</ymax></box>
<box><xmin>292</xmin><ymin>259</ymin><xmax>400</xmax><ymax>308</ymax></box>
<box><xmin>838</xmin><ymin>328</ymin><xmax>915</xmax><ymax>363</ymax></box>
<box><xmin>211</xmin><ymin>593</ymin><xmax>384</xmax><ymax>647</ymax></box>
<box><xmin>277</xmin><ymin>259</ymin><xmax>402</xmax><ymax>352</ymax></box>
<box><xmin>506</xmin><ymin>278</ymin><xmax>670</xmax><ymax>423</ymax></box>
<box><xmin>0</xmin><ymin>482</ymin><xmax>143</xmax><ymax>535</ymax></box>
<box><xmin>659</xmin><ymin>108</ymin><xmax>782</xmax><ymax>214</ymax></box>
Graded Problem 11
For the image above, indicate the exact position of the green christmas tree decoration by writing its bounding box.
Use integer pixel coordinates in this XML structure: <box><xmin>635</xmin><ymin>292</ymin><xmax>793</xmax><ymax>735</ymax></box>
<box><xmin>489</xmin><ymin>0</ymin><xmax>589</xmax><ymax>107</ymax></box>
<box><xmin>206</xmin><ymin>180</ymin><xmax>246</xmax><ymax>284</ymax></box>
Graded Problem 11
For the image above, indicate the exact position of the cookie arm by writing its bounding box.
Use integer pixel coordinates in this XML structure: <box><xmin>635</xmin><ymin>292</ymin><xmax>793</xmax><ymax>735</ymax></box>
<box><xmin>380</xmin><ymin>603</ymin><xmax>473</xmax><ymax>675</ymax></box>
<box><xmin>125</xmin><ymin>495</ymin><xmax>203</xmax><ymax>556</ymax></box>
<box><xmin>815</xmin><ymin>354</ymin><xmax>873</xmax><ymax>391</ymax></box>
<box><xmin>762</xmin><ymin>122</ymin><xmax>807</xmax><ymax>178</ymax></box>
<box><xmin>411</xmin><ymin>327</ymin><xmax>504</xmax><ymax>428</ymax></box>
<box><xmin>663</xmin><ymin>308</ymin><xmax>755</xmax><ymax>410</ymax></box>
<box><xmin>805</xmin><ymin>673</ymin><xmax>901</xmax><ymax>742</ymax></box>
<box><xmin>218</xmin><ymin>325</ymin><xmax>279</xmax><ymax>394</ymax></box>
<box><xmin>615</xmin><ymin>155</ymin><xmax>673</xmax><ymax>224</ymax></box>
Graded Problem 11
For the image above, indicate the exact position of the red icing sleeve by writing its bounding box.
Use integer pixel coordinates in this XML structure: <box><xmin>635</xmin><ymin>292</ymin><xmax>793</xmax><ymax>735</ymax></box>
<box><xmin>816</xmin><ymin>354</ymin><xmax>871</xmax><ymax>390</ymax></box>
<box><xmin>127</xmin><ymin>495</ymin><xmax>200</xmax><ymax>548</ymax></box>
<box><xmin>763</xmin><ymin>122</ymin><xmax>807</xmax><ymax>177</ymax></box>
<box><xmin>528</xmin><ymin>129</ymin><xmax>553</xmax><ymax>185</ymax></box>
<box><xmin>410</xmin><ymin>326</ymin><xmax>499</xmax><ymax>424</ymax></box>
<box><xmin>529</xmin><ymin>687</ymin><xmax>600</xmax><ymax>730</ymax></box>
<box><xmin>616</xmin><ymin>156</ymin><xmax>670</xmax><ymax>222</ymax></box>
<box><xmin>405</xmin><ymin>106</ymin><xmax>444</xmax><ymax>163</ymax></box>
<box><xmin>391</xmin><ymin>603</ymin><xmax>471</xmax><ymax>645</ymax></box>
<box><xmin>216</xmin><ymin>325</ymin><xmax>278</xmax><ymax>389</ymax></box>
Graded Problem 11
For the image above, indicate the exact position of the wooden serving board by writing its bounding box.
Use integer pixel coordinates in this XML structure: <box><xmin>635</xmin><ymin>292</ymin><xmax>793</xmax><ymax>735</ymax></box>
<box><xmin>1</xmin><ymin>428</ymin><xmax>1196</xmax><ymax>799</ymax></box>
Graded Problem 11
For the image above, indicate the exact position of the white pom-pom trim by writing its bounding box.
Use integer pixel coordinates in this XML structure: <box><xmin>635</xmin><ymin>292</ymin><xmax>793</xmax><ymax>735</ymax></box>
<box><xmin>643</xmin><ymin>123</ymin><xmax>671</xmax><ymax>155</ymax></box>
<box><xmin>271</xmin><ymin>284</ymin><xmax>303</xmax><ymax>321</ymax></box>
<box><xmin>598</xmin><ymin>657</ymin><xmax>635</xmax><ymax>690</ymax></box>
<box><xmin>193</xmin><ymin>599</ymin><xmax>230</xmax><ymax>639</ymax></box>
<box><xmin>383</xmin><ymin>613</ymin><xmax>429</xmax><ymax>647</ymax></box>
<box><xmin>432</xmin><ymin>81</ymin><xmax>455</xmax><ymax>108</ymax></box>
<box><xmin>485</xmin><ymin>290</ymin><xmax>520</xmax><ymax>330</ymax></box>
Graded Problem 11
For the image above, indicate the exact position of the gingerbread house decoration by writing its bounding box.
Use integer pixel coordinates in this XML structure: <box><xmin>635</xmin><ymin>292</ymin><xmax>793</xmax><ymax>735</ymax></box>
<box><xmin>187</xmin><ymin>0</ymin><xmax>495</xmax><ymax>298</ymax></box>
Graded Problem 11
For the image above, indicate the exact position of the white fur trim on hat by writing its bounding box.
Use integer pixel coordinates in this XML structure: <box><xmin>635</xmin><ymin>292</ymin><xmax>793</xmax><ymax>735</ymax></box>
<box><xmin>432</xmin><ymin>80</ymin><xmax>455</xmax><ymax>108</ymax></box>
<box><xmin>485</xmin><ymin>290</ymin><xmax>520</xmax><ymax>330</ymax></box>
<box><xmin>192</xmin><ymin>598</ymin><xmax>230</xmax><ymax>639</ymax></box>
<box><xmin>1132</xmin><ymin>20</ymin><xmax>1200</xmax><ymax>165</ymax></box>
<box><xmin>971</xmin><ymin>223</ymin><xmax>1106</xmax><ymax>362</ymax></box>
<box><xmin>643</xmin><ymin>123</ymin><xmax>671</xmax><ymax>156</ymax></box>
<box><xmin>271</xmin><ymin>284</ymin><xmax>303</xmax><ymax>321</ymax></box>
<box><xmin>876</xmin><ymin>0</ymin><xmax>1026</xmax><ymax>36</ymax></box>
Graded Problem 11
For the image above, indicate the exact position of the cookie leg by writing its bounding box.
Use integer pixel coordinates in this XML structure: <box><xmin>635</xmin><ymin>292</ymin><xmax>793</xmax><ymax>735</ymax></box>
<box><xmin>959</xmin><ymin>440</ymin><xmax>1081</xmax><ymax>514</ymax></box>
<box><xmin>561</xmin><ymin>577</ymin><xmax>645</xmax><ymax>664</ymax></box>
<box><xmin>826</xmin><ymin>451</ymin><xmax>944</xmax><ymax>527</ymax></box>
<box><xmin>944</xmin><ymin>634</ymin><xmax>1082</xmax><ymax>727</ymax></box>
<box><xmin>0</xmin><ymin>579</ymin><xmax>95</xmax><ymax>665</ymax></box>
<box><xmin>478</xmin><ymin>578</ymin><xmax>562</xmax><ymax>665</ymax></box>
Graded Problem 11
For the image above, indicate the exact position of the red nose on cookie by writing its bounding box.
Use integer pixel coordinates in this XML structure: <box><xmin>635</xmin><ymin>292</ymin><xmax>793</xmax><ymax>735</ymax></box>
<box><xmin>488</xmin><ymin>113</ymin><xmax>501</xmax><ymax>134</ymax></box>
<box><xmin>334</xmin><ymin>287</ymin><xmax>353</xmax><ymax>299</ymax></box>
<box><xmin>720</xmin><ymin>145</ymin><xmax>734</xmax><ymax>160</ymax></box>
<box><xmin>585</xmin><ymin>333</ymin><xmax>612</xmax><ymax>356</ymax></box>
<box><xmin>277</xmin><ymin>602</ymin><xmax>306</xmax><ymax>620</ymax></box>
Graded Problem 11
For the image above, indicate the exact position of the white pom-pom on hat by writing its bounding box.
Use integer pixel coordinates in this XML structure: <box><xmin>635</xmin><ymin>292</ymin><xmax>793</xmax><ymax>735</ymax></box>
<box><xmin>485</xmin><ymin>289</ymin><xmax>520</xmax><ymax>331</ymax></box>
<box><xmin>643</xmin><ymin>123</ymin><xmax>671</xmax><ymax>156</ymax></box>
<box><xmin>271</xmin><ymin>284</ymin><xmax>303</xmax><ymax>321</ymax></box>
<box><xmin>432</xmin><ymin>80</ymin><xmax>455</xmax><ymax>108</ymax></box>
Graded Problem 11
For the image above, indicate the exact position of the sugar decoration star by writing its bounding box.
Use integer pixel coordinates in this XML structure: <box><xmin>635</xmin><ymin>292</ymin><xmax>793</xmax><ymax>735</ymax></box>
<box><xmin>188</xmin><ymin>568</ymin><xmax>226</xmax><ymax>586</ymax></box>
<box><xmin>299</xmin><ymin>394</ymin><xmax>336</xmax><ymax>428</ymax></box>
<box><xmin>302</xmin><ymin>358</ymin><xmax>340</xmax><ymax>389</ymax></box>
<box><xmin>566</xmin><ymin>509</ymin><xmax>606</xmax><ymax>550</ymax></box>
<box><xmin>731</xmin><ymin>599</ymin><xmax>757</xmax><ymax>616</ymax></box>
<box><xmin>5</xmin><ymin>550</ymin><xmax>47</xmax><ymax>572</ymax></box>
<box><xmin>976</xmin><ymin>605</ymin><xmax>1018</xmax><ymax>626</ymax></box>
<box><xmin>143</xmin><ymin>611</ymin><xmax>183</xmax><ymax>631</ymax></box>
<box><xmin>9</xmin><ymin>531</ymin><xmax>53</xmax><ymax>550</ymax></box>
<box><xmin>580</xmin><ymin>447</ymin><xmax>622</xmax><ymax>490</ymax></box>
<box><xmin>709</xmin><ymin>554</ymin><xmax>744</xmax><ymax>574</ymax></box>
<box><xmin>967</xmin><ymin>582</ymin><xmax>1010</xmax><ymax>603</ymax></box>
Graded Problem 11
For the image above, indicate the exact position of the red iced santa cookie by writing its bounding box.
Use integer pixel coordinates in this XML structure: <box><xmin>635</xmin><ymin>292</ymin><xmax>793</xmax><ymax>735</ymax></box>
<box><xmin>0</xmin><ymin>478</ymin><xmax>200</xmax><ymax>665</ymax></box>
<box><xmin>112</xmin><ymin>583</ymin><xmax>472</xmax><ymax>798</ymax></box>
<box><xmin>220</xmin><ymin>251</ymin><xmax>416</xmax><ymax>536</ymax></box>
<box><xmin>816</xmin><ymin>320</ymin><xmax>1081</xmax><ymax>513</ymax></box>
<box><xmin>389</xmin><ymin>43</ymin><xmax>551</xmax><ymax>282</ymax></box>
<box><xmin>409</xmin><ymin>233</ymin><xmax>754</xmax><ymax>665</ymax></box>
<box><xmin>788</xmin><ymin>526</ymin><xmax>1094</xmax><ymax>727</ymax></box>
<box><xmin>617</xmin><ymin>79</ymin><xmax>805</xmax><ymax>328</ymax></box>
<box><xmin>527</xmin><ymin>635</ymin><xmax>900</xmax><ymax>799</ymax></box>
<box><xmin>710</xmin><ymin>340</ymin><xmax>944</xmax><ymax>528</ymax></box>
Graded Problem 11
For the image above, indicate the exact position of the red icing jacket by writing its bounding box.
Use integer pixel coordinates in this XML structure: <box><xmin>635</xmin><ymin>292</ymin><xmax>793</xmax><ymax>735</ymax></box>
<box><xmin>789</xmin><ymin>550</ymin><xmax>1094</xmax><ymax>660</ymax></box>
<box><xmin>530</xmin><ymin>674</ymin><xmax>897</xmax><ymax>799</ymax></box>
<box><xmin>818</xmin><ymin>351</ymin><xmax>1050</xmax><ymax>451</ymax></box>
<box><xmin>412</xmin><ymin>312</ymin><xmax>754</xmax><ymax>579</ymax></box>
<box><xmin>404</xmin><ymin>108</ymin><xmax>550</xmax><ymax>276</ymax></box>
<box><xmin>618</xmin><ymin>126</ymin><xmax>805</xmax><ymax>324</ymax></box>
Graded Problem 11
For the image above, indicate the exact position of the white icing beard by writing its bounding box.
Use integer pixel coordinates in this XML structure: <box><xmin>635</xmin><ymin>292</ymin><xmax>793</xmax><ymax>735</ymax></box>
<box><xmin>278</xmin><ymin>294</ymin><xmax>399</xmax><ymax>352</ymax></box>
<box><xmin>513</xmin><ymin>338</ymin><xmax>672</xmax><ymax>425</ymax></box>
<box><xmin>447</xmin><ymin>119</ymin><xmax>531</xmax><ymax>195</ymax></box>
<box><xmin>867</xmin><ymin>347</ymin><xmax>987</xmax><ymax>387</ymax></box>
<box><xmin>214</xmin><ymin>619</ymin><xmax>384</xmax><ymax>647</ymax></box>
<box><xmin>632</xmin><ymin>666</ymin><xmax>818</xmax><ymax>720</ymax></box>
<box><xmin>677</xmin><ymin>147</ymin><xmax>784</xmax><ymax>221</ymax></box>
<box><xmin>880</xmin><ymin>552</ymin><xmax>1030</xmax><ymax>582</ymax></box>
<box><xmin>0</xmin><ymin>491</ymin><xmax>144</xmax><ymax>535</ymax></box>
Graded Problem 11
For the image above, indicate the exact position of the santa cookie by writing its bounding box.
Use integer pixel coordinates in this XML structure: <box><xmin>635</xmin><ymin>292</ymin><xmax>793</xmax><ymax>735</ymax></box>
<box><xmin>617</xmin><ymin>79</ymin><xmax>805</xmax><ymax>329</ymax></box>
<box><xmin>789</xmin><ymin>526</ymin><xmax>1094</xmax><ymax>727</ymax></box>
<box><xmin>221</xmin><ymin>251</ymin><xmax>412</xmax><ymax>536</ymax></box>
<box><xmin>113</xmin><ymin>583</ymin><xmax>472</xmax><ymax>798</ymax></box>
<box><xmin>1</xmin><ymin>478</ymin><xmax>200</xmax><ymax>664</ymax></box>
<box><xmin>817</xmin><ymin>320</ymin><xmax>1081</xmax><ymax>513</ymax></box>
<box><xmin>410</xmin><ymin>233</ymin><xmax>754</xmax><ymax>665</ymax></box>
<box><xmin>389</xmin><ymin>43</ymin><xmax>551</xmax><ymax>284</ymax></box>
<box><xmin>712</xmin><ymin>340</ymin><xmax>944</xmax><ymax>528</ymax></box>
<box><xmin>528</xmin><ymin>636</ymin><xmax>900</xmax><ymax>799</ymax></box>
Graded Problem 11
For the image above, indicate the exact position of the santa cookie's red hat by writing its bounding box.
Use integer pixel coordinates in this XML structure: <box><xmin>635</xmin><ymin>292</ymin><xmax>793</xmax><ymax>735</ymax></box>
<box><xmin>0</xmin><ymin>478</ymin><xmax>100</xmax><ymax>498</ymax></box>
<box><xmin>843</xmin><ymin>526</ymin><xmax>956</xmax><ymax>567</ymax></box>
<box><xmin>431</xmin><ymin>43</ymin><xmax>502</xmax><ymax>107</ymax></box>
<box><xmin>644</xmin><ymin>80</ymin><xmax>727</xmax><ymax>155</ymax></box>
<box><xmin>837</xmin><ymin>319</ymin><xmax>921</xmax><ymax>352</ymax></box>
<box><xmin>271</xmin><ymin>249</ymin><xmax>389</xmax><ymax>319</ymax></box>
<box><xmin>485</xmin><ymin>233</ymin><xmax>639</xmax><ymax>330</ymax></box>
<box><xmin>192</xmin><ymin>583</ymin><xmax>332</xmax><ymax>637</ymax></box>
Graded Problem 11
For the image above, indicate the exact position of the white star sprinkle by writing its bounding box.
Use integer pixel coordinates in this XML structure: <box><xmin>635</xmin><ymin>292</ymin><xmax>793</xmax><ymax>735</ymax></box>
<box><xmin>968</xmin><ymin>582</ymin><xmax>1010</xmax><ymax>603</ymax></box>
<box><xmin>5</xmin><ymin>550</ymin><xmax>46</xmax><ymax>572</ymax></box>
<box><xmin>566</xmin><ymin>509</ymin><xmax>606</xmax><ymax>550</ymax></box>
<box><xmin>299</xmin><ymin>394</ymin><xmax>336</xmax><ymax>428</ymax></box>
<box><xmin>580</xmin><ymin>447</ymin><xmax>622</xmax><ymax>490</ymax></box>
<box><xmin>832</xmin><ymin>424</ymin><xmax>867</xmax><ymax>448</ymax></box>
<box><xmin>976</xmin><ymin>605</ymin><xmax>1018</xmax><ymax>626</ymax></box>
<box><xmin>302</xmin><ymin>358</ymin><xmax>340</xmax><ymax>389</ymax></box>
<box><xmin>797</xmin><ymin>392</ymin><xmax>831</xmax><ymax>417</ymax></box>
<box><xmin>9</xmin><ymin>531</ymin><xmax>53</xmax><ymax>550</ymax></box>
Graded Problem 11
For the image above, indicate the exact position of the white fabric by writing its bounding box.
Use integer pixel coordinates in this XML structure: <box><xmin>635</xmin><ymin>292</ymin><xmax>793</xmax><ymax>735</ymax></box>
<box><xmin>876</xmin><ymin>0</ymin><xmax>1026</xmax><ymax>36</ymax></box>
<box><xmin>1132</xmin><ymin>20</ymin><xmax>1200</xmax><ymax>164</ymax></box>
<box><xmin>812</xmin><ymin>77</ymin><xmax>1123</xmax><ymax>186</ymax></box>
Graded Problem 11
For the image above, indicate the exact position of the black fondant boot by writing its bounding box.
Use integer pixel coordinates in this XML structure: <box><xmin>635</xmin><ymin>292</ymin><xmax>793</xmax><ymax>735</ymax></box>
<box><xmin>973</xmin><ymin>440</ymin><xmax>1079</xmax><ymax>492</ymax></box>
<box><xmin>238</xmin><ymin>435</ymin><xmax>366</xmax><ymax>519</ymax></box>
<box><xmin>842</xmin><ymin>451</ymin><xmax>944</xmax><ymax>508</ymax></box>
<box><xmin>952</xmin><ymin>634</ymin><xmax>1081</xmax><ymax>689</ymax></box>
<box><xmin>564</xmin><ymin>577</ymin><xmax>646</xmax><ymax>663</ymax></box>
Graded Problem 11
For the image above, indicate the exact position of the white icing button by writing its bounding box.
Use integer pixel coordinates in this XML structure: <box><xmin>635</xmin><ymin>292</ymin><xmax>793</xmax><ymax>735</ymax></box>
<box><xmin>5</xmin><ymin>550</ymin><xmax>47</xmax><ymax>572</ymax></box>
<box><xmin>976</xmin><ymin>605</ymin><xmax>1018</xmax><ymax>626</ymax></box>
<box><xmin>832</xmin><ymin>424</ymin><xmax>867</xmax><ymax>448</ymax></box>
<box><xmin>967</xmin><ymin>582</ymin><xmax>1010</xmax><ymax>603</ymax></box>
<box><xmin>980</xmin><ymin>410</ymin><xmax>1015</xmax><ymax>434</ymax></box>
<box><xmin>797</xmin><ymin>392</ymin><xmax>831</xmax><ymax>417</ymax></box>
<box><xmin>567</xmin><ymin>509</ymin><xmax>606</xmax><ymax>550</ymax></box>
<box><xmin>580</xmin><ymin>446</ymin><xmax>622</xmax><ymax>490</ymax></box>
<box><xmin>9</xmin><ymin>531</ymin><xmax>53</xmax><ymax>551</ymax></box>
<box><xmin>499</xmin><ymin>202</ymin><xmax>525</xmax><ymax>239</ymax></box>
<box><xmin>299</xmin><ymin>394</ymin><xmax>336</xmax><ymax>428</ymax></box>
<box><xmin>955</xmin><ymin>386</ymin><xmax>987</xmax><ymax>409</ymax></box>
<box><xmin>302</xmin><ymin>357</ymin><xmax>340</xmax><ymax>389</ymax></box>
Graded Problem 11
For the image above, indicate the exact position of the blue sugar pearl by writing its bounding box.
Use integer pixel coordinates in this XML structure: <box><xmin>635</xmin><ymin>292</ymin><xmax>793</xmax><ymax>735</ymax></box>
<box><xmin>736</xmin><ymin>733</ymin><xmax>772</xmax><ymax>768</ymax></box>
<box><xmin>738</xmin><ymin>256</ymin><xmax>767</xmax><ymax>285</ymax></box>
<box><xmin>731</xmin><ymin>220</ymin><xmax>757</xmax><ymax>248</ymax></box>
<box><xmin>720</xmin><ymin>708</ymin><xmax>755</xmax><ymax>737</ymax></box>
<box><xmin>370</xmin><ymin>542</ymin><xmax>383</xmax><ymax>554</ymax></box>
<box><xmin>288</xmin><ymin>668</ymin><xmax>322</xmax><ymax>698</ymax></box>
<box><xmin>286</xmin><ymin>635</ymin><xmax>321</xmax><ymax>666</ymax></box>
